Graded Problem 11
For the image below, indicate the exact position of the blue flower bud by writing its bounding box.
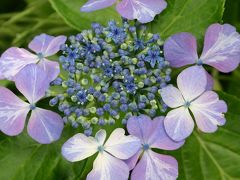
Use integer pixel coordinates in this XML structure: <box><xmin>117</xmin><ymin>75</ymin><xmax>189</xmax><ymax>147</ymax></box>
<box><xmin>88</xmin><ymin>87</ymin><xmax>95</xmax><ymax>94</ymax></box>
<box><xmin>138</xmin><ymin>102</ymin><xmax>146</xmax><ymax>109</ymax></box>
<box><xmin>84</xmin><ymin>128</ymin><xmax>92</xmax><ymax>136</ymax></box>
<box><xmin>98</xmin><ymin>94</ymin><xmax>106</xmax><ymax>102</ymax></box>
<box><xmin>129</xmin><ymin>103</ymin><xmax>138</xmax><ymax>112</ymax></box>
<box><xmin>71</xmin><ymin>121</ymin><xmax>79</xmax><ymax>128</ymax></box>
<box><xmin>103</xmin><ymin>104</ymin><xmax>111</xmax><ymax>111</ymax></box>
<box><xmin>82</xmin><ymin>109</ymin><xmax>90</xmax><ymax>116</ymax></box>
<box><xmin>75</xmin><ymin>108</ymin><xmax>83</xmax><ymax>117</ymax></box>
<box><xmin>120</xmin><ymin>104</ymin><xmax>128</xmax><ymax>112</ymax></box>
<box><xmin>98</xmin><ymin>118</ymin><xmax>105</xmax><ymax>126</ymax></box>
<box><xmin>49</xmin><ymin>97</ymin><xmax>59</xmax><ymax>106</ymax></box>
<box><xmin>120</xmin><ymin>97</ymin><xmax>128</xmax><ymax>104</ymax></box>
<box><xmin>63</xmin><ymin>117</ymin><xmax>68</xmax><ymax>123</ymax></box>
<box><xmin>64</xmin><ymin>108</ymin><xmax>71</xmax><ymax>116</ymax></box>
<box><xmin>67</xmin><ymin>88</ymin><xmax>75</xmax><ymax>96</ymax></box>
<box><xmin>149</xmin><ymin>109</ymin><xmax>156</xmax><ymax>117</ymax></box>
<box><xmin>110</xmin><ymin>110</ymin><xmax>118</xmax><ymax>116</ymax></box>
<box><xmin>147</xmin><ymin>93</ymin><xmax>155</xmax><ymax>100</ymax></box>
<box><xmin>96</xmin><ymin>108</ymin><xmax>104</xmax><ymax>116</ymax></box>
<box><xmin>121</xmin><ymin>118</ymin><xmax>127</xmax><ymax>125</ymax></box>
<box><xmin>51</xmin><ymin>77</ymin><xmax>63</xmax><ymax>86</ymax></box>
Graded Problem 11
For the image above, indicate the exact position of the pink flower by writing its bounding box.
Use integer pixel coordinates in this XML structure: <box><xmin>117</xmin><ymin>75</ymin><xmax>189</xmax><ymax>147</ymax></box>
<box><xmin>161</xmin><ymin>66</ymin><xmax>227</xmax><ymax>141</ymax></box>
<box><xmin>0</xmin><ymin>64</ymin><xmax>64</xmax><ymax>144</ymax></box>
<box><xmin>81</xmin><ymin>0</ymin><xmax>167</xmax><ymax>23</ymax></box>
<box><xmin>62</xmin><ymin>128</ymin><xmax>141</xmax><ymax>180</ymax></box>
<box><xmin>164</xmin><ymin>23</ymin><xmax>240</xmax><ymax>72</ymax></box>
<box><xmin>126</xmin><ymin>115</ymin><xmax>184</xmax><ymax>180</ymax></box>
<box><xmin>0</xmin><ymin>34</ymin><xmax>66</xmax><ymax>81</ymax></box>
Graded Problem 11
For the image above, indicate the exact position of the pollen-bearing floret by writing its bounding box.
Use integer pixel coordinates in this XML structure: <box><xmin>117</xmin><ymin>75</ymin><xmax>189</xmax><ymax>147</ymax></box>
<box><xmin>50</xmin><ymin>20</ymin><xmax>171</xmax><ymax>135</ymax></box>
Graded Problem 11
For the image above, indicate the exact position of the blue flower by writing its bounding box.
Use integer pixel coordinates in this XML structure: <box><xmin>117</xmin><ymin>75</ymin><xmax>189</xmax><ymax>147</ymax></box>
<box><xmin>145</xmin><ymin>49</ymin><xmax>162</xmax><ymax>68</ymax></box>
<box><xmin>76</xmin><ymin>90</ymin><xmax>87</xmax><ymax>104</ymax></box>
<box><xmin>134</xmin><ymin>39</ymin><xmax>145</xmax><ymax>50</ymax></box>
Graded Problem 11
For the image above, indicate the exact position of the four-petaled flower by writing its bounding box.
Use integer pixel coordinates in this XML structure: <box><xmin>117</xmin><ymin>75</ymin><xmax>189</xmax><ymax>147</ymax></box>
<box><xmin>145</xmin><ymin>48</ymin><xmax>163</xmax><ymax>68</ymax></box>
<box><xmin>81</xmin><ymin>0</ymin><xmax>167</xmax><ymax>23</ymax></box>
<box><xmin>62</xmin><ymin>128</ymin><xmax>141</xmax><ymax>180</ymax></box>
<box><xmin>0</xmin><ymin>34</ymin><xmax>66</xmax><ymax>81</ymax></box>
<box><xmin>164</xmin><ymin>23</ymin><xmax>240</xmax><ymax>88</ymax></box>
<box><xmin>161</xmin><ymin>66</ymin><xmax>227</xmax><ymax>141</ymax></box>
<box><xmin>0</xmin><ymin>64</ymin><xmax>64</xmax><ymax>144</ymax></box>
<box><xmin>126</xmin><ymin>115</ymin><xmax>184</xmax><ymax>180</ymax></box>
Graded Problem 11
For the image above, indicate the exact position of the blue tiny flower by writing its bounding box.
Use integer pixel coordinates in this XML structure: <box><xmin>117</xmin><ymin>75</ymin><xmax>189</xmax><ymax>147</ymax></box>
<box><xmin>145</xmin><ymin>49</ymin><xmax>162</xmax><ymax>68</ymax></box>
<box><xmin>103</xmin><ymin>104</ymin><xmax>111</xmax><ymax>111</ymax></box>
<box><xmin>134</xmin><ymin>39</ymin><xmax>145</xmax><ymax>50</ymax></box>
<box><xmin>98</xmin><ymin>94</ymin><xmax>106</xmax><ymax>102</ymax></box>
<box><xmin>120</xmin><ymin>104</ymin><xmax>128</xmax><ymax>112</ymax></box>
<box><xmin>96</xmin><ymin>108</ymin><xmax>104</xmax><ymax>116</ymax></box>
<box><xmin>125</xmin><ymin>83</ymin><xmax>136</xmax><ymax>94</ymax></box>
<box><xmin>75</xmin><ymin>108</ymin><xmax>83</xmax><ymax>116</ymax></box>
<box><xmin>51</xmin><ymin>77</ymin><xmax>62</xmax><ymax>86</ymax></box>
<box><xmin>76</xmin><ymin>90</ymin><xmax>87</xmax><ymax>104</ymax></box>
<box><xmin>104</xmin><ymin>67</ymin><xmax>113</xmax><ymax>77</ymax></box>
<box><xmin>107</xmin><ymin>25</ymin><xmax>126</xmax><ymax>44</ymax></box>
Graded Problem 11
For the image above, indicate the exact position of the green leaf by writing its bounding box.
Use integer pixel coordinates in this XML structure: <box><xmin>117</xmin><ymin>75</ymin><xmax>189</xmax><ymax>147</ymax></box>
<box><xmin>49</xmin><ymin>0</ymin><xmax>121</xmax><ymax>31</ymax></box>
<box><xmin>221</xmin><ymin>69</ymin><xmax>240</xmax><ymax>97</ymax></box>
<box><xmin>223</xmin><ymin>0</ymin><xmax>240</xmax><ymax>30</ymax></box>
<box><xmin>0</xmin><ymin>127</ymin><xmax>86</xmax><ymax>180</ymax></box>
<box><xmin>172</xmin><ymin>92</ymin><xmax>240</xmax><ymax>179</ymax></box>
<box><xmin>152</xmin><ymin>0</ymin><xmax>226</xmax><ymax>41</ymax></box>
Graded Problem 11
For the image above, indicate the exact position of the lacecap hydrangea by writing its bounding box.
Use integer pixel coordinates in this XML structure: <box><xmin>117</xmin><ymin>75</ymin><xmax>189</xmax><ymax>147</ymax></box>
<box><xmin>49</xmin><ymin>20</ymin><xmax>171</xmax><ymax>135</ymax></box>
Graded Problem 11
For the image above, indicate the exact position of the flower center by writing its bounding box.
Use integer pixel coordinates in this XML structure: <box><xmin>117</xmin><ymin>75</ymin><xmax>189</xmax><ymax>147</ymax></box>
<box><xmin>196</xmin><ymin>59</ymin><xmax>203</xmax><ymax>66</ymax></box>
<box><xmin>37</xmin><ymin>52</ymin><xmax>44</xmax><ymax>60</ymax></box>
<box><xmin>143</xmin><ymin>144</ymin><xmax>150</xmax><ymax>151</ymax></box>
<box><xmin>29</xmin><ymin>104</ymin><xmax>36</xmax><ymax>110</ymax></box>
<box><xmin>97</xmin><ymin>145</ymin><xmax>105</xmax><ymax>153</ymax></box>
<box><xmin>184</xmin><ymin>101</ymin><xmax>191</xmax><ymax>108</ymax></box>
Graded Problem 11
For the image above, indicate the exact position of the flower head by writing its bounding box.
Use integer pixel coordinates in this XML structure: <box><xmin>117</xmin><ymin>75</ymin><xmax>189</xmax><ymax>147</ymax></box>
<box><xmin>161</xmin><ymin>66</ymin><xmax>227</xmax><ymax>141</ymax></box>
<box><xmin>62</xmin><ymin>128</ymin><xmax>141</xmax><ymax>180</ymax></box>
<box><xmin>0</xmin><ymin>34</ymin><xmax>66</xmax><ymax>81</ymax></box>
<box><xmin>81</xmin><ymin>0</ymin><xmax>167</xmax><ymax>23</ymax></box>
<box><xmin>164</xmin><ymin>23</ymin><xmax>240</xmax><ymax>73</ymax></box>
<box><xmin>0</xmin><ymin>64</ymin><xmax>64</xmax><ymax>144</ymax></box>
<box><xmin>50</xmin><ymin>20</ymin><xmax>171</xmax><ymax>134</ymax></box>
<box><xmin>126</xmin><ymin>115</ymin><xmax>184</xmax><ymax>180</ymax></box>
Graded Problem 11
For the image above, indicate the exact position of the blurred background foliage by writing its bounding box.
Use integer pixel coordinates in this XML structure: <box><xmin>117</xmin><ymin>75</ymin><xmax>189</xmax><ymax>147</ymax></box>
<box><xmin>0</xmin><ymin>0</ymin><xmax>76</xmax><ymax>53</ymax></box>
<box><xmin>222</xmin><ymin>0</ymin><xmax>240</xmax><ymax>97</ymax></box>
<box><xmin>0</xmin><ymin>0</ymin><xmax>240</xmax><ymax>179</ymax></box>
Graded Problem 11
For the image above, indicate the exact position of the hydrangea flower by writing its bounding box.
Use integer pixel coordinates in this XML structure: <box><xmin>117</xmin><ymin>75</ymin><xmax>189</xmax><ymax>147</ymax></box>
<box><xmin>62</xmin><ymin>128</ymin><xmax>141</xmax><ymax>180</ymax></box>
<box><xmin>164</xmin><ymin>23</ymin><xmax>240</xmax><ymax>73</ymax></box>
<box><xmin>50</xmin><ymin>20</ymin><xmax>171</xmax><ymax>135</ymax></box>
<box><xmin>81</xmin><ymin>0</ymin><xmax>167</xmax><ymax>23</ymax></box>
<box><xmin>126</xmin><ymin>115</ymin><xmax>184</xmax><ymax>180</ymax></box>
<box><xmin>0</xmin><ymin>34</ymin><xmax>66</xmax><ymax>81</ymax></box>
<box><xmin>0</xmin><ymin>64</ymin><xmax>64</xmax><ymax>144</ymax></box>
<box><xmin>161</xmin><ymin>66</ymin><xmax>227</xmax><ymax>141</ymax></box>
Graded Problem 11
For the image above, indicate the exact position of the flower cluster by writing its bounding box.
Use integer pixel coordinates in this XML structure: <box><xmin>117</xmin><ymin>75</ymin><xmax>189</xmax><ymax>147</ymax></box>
<box><xmin>49</xmin><ymin>20</ymin><xmax>171</xmax><ymax>135</ymax></box>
